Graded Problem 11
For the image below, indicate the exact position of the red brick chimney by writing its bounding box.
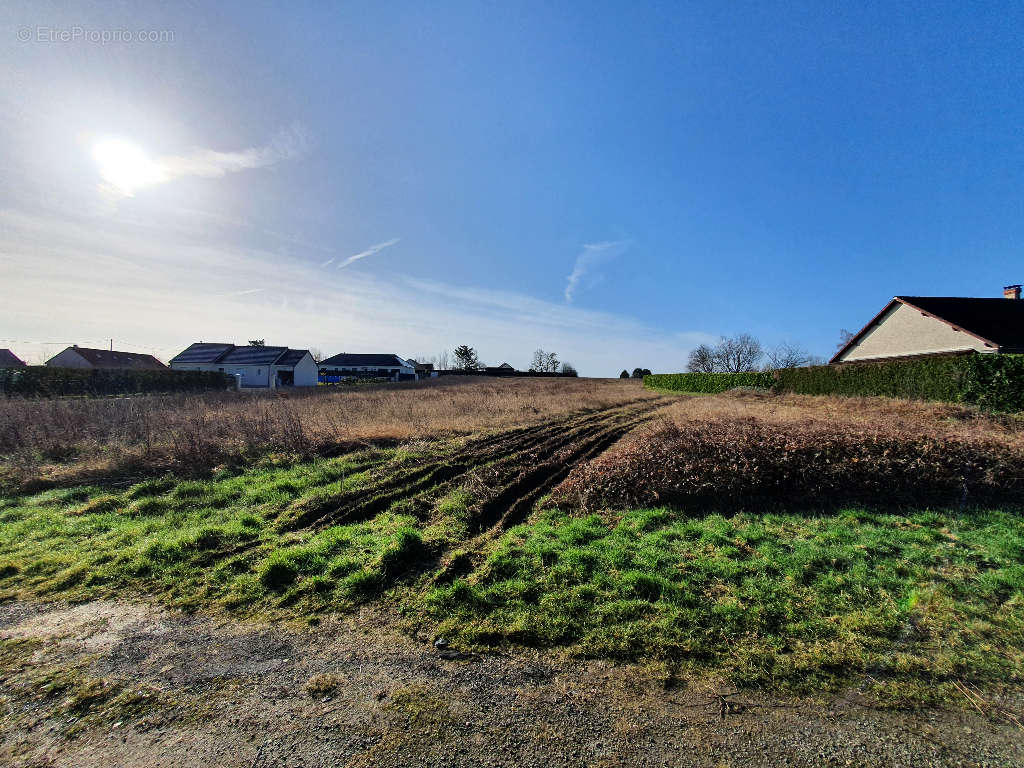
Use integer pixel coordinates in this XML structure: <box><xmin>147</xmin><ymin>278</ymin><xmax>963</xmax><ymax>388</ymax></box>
<box><xmin>1004</xmin><ymin>284</ymin><xmax>1021</xmax><ymax>299</ymax></box>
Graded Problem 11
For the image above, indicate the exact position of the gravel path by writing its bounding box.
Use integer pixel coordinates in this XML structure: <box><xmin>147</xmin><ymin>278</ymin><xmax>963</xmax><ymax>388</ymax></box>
<box><xmin>1</xmin><ymin>600</ymin><xmax>1021</xmax><ymax>767</ymax></box>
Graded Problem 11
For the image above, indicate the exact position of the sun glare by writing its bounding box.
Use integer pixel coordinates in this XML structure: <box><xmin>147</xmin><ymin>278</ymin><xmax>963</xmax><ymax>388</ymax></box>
<box><xmin>93</xmin><ymin>138</ymin><xmax>166</xmax><ymax>196</ymax></box>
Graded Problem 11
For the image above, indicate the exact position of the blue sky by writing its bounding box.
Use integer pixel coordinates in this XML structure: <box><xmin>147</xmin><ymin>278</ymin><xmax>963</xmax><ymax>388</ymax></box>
<box><xmin>2</xmin><ymin>1</ymin><xmax>1022</xmax><ymax>373</ymax></box>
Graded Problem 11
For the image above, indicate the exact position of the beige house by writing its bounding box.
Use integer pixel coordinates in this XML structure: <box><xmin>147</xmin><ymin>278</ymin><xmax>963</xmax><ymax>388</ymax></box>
<box><xmin>46</xmin><ymin>345</ymin><xmax>166</xmax><ymax>370</ymax></box>
<box><xmin>832</xmin><ymin>285</ymin><xmax>1024</xmax><ymax>364</ymax></box>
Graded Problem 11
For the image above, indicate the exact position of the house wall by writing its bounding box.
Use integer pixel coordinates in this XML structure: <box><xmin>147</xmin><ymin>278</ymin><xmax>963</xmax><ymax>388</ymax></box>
<box><xmin>291</xmin><ymin>354</ymin><xmax>318</xmax><ymax>386</ymax></box>
<box><xmin>173</xmin><ymin>363</ymin><xmax>269</xmax><ymax>387</ymax></box>
<box><xmin>839</xmin><ymin>302</ymin><xmax>994</xmax><ymax>362</ymax></box>
<box><xmin>270</xmin><ymin>354</ymin><xmax>318</xmax><ymax>387</ymax></box>
<box><xmin>46</xmin><ymin>349</ymin><xmax>91</xmax><ymax>369</ymax></box>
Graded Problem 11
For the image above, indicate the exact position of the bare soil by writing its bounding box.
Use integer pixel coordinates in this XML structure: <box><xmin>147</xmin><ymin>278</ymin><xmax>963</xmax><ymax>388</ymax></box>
<box><xmin>2</xmin><ymin>599</ymin><xmax>1022</xmax><ymax>768</ymax></box>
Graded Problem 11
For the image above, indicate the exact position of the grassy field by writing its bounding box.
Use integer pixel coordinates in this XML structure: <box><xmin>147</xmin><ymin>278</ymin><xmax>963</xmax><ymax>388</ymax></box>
<box><xmin>1</xmin><ymin>379</ymin><xmax>1023</xmax><ymax>705</ymax></box>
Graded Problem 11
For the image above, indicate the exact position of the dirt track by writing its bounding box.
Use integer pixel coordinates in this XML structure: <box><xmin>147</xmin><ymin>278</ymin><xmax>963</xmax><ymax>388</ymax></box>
<box><xmin>286</xmin><ymin>397</ymin><xmax>668</xmax><ymax>531</ymax></box>
<box><xmin>2</xmin><ymin>600</ymin><xmax>1022</xmax><ymax>768</ymax></box>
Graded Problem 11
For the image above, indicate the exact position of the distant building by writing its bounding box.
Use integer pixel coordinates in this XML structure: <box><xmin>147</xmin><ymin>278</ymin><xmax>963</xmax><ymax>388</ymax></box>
<box><xmin>0</xmin><ymin>349</ymin><xmax>27</xmax><ymax>368</ymax></box>
<box><xmin>318</xmin><ymin>353</ymin><xmax>415</xmax><ymax>382</ymax></box>
<box><xmin>832</xmin><ymin>286</ymin><xmax>1024</xmax><ymax>363</ymax></box>
<box><xmin>406</xmin><ymin>359</ymin><xmax>438</xmax><ymax>379</ymax></box>
<box><xmin>46</xmin><ymin>346</ymin><xmax>165</xmax><ymax>370</ymax></box>
<box><xmin>484</xmin><ymin>362</ymin><xmax>517</xmax><ymax>376</ymax></box>
<box><xmin>169</xmin><ymin>342</ymin><xmax>318</xmax><ymax>387</ymax></box>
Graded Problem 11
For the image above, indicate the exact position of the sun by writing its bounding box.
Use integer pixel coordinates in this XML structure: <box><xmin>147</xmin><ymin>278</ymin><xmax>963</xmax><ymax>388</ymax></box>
<box><xmin>93</xmin><ymin>138</ymin><xmax>166</xmax><ymax>196</ymax></box>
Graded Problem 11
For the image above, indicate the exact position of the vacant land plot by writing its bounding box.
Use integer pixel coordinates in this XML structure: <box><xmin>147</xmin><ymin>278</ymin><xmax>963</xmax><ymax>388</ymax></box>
<box><xmin>1</xmin><ymin>382</ymin><xmax>1023</xmax><ymax>765</ymax></box>
<box><xmin>0</xmin><ymin>376</ymin><xmax>657</xmax><ymax>490</ymax></box>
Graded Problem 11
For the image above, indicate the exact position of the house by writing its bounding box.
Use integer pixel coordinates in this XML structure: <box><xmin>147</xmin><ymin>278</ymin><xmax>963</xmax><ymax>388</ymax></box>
<box><xmin>484</xmin><ymin>362</ymin><xmax>516</xmax><ymax>376</ymax></box>
<box><xmin>406</xmin><ymin>359</ymin><xmax>438</xmax><ymax>379</ymax></box>
<box><xmin>318</xmin><ymin>353</ymin><xmax>415</xmax><ymax>382</ymax></box>
<box><xmin>832</xmin><ymin>285</ymin><xmax>1024</xmax><ymax>364</ymax></box>
<box><xmin>169</xmin><ymin>343</ymin><xmax>318</xmax><ymax>387</ymax></box>
<box><xmin>0</xmin><ymin>349</ymin><xmax>27</xmax><ymax>368</ymax></box>
<box><xmin>46</xmin><ymin>345</ymin><xmax>165</xmax><ymax>370</ymax></box>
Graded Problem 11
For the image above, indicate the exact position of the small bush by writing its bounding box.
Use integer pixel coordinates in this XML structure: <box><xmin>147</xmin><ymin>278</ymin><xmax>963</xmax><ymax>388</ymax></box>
<box><xmin>645</xmin><ymin>372</ymin><xmax>774</xmax><ymax>394</ymax></box>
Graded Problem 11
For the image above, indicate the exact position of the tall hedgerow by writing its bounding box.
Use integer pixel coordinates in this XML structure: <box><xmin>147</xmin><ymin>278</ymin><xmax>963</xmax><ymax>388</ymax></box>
<box><xmin>644</xmin><ymin>371</ymin><xmax>774</xmax><ymax>394</ymax></box>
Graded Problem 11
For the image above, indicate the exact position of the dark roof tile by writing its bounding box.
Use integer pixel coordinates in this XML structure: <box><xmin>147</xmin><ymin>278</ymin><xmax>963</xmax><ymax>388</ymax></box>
<box><xmin>219</xmin><ymin>346</ymin><xmax>288</xmax><ymax>366</ymax></box>
<box><xmin>896</xmin><ymin>297</ymin><xmax>1024</xmax><ymax>350</ymax></box>
<box><xmin>56</xmin><ymin>347</ymin><xmax>165</xmax><ymax>370</ymax></box>
<box><xmin>170</xmin><ymin>343</ymin><xmax>235</xmax><ymax>364</ymax></box>
<box><xmin>320</xmin><ymin>353</ymin><xmax>409</xmax><ymax>368</ymax></box>
<box><xmin>0</xmin><ymin>349</ymin><xmax>27</xmax><ymax>368</ymax></box>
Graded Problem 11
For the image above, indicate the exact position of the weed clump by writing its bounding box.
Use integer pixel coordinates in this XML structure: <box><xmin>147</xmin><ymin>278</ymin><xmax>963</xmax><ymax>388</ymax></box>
<box><xmin>555</xmin><ymin>418</ymin><xmax>1024</xmax><ymax>512</ymax></box>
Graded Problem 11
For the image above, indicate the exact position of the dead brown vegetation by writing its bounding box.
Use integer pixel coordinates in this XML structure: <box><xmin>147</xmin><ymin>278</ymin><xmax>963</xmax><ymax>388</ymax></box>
<box><xmin>554</xmin><ymin>390</ymin><xmax>1024</xmax><ymax>512</ymax></box>
<box><xmin>0</xmin><ymin>378</ymin><xmax>656</xmax><ymax>490</ymax></box>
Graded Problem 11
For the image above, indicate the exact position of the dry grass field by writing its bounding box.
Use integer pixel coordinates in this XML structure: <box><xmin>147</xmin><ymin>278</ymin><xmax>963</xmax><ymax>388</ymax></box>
<box><xmin>0</xmin><ymin>376</ymin><xmax>657</xmax><ymax>490</ymax></box>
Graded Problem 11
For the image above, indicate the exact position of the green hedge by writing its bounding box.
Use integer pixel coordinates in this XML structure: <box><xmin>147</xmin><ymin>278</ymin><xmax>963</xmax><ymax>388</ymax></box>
<box><xmin>773</xmin><ymin>356</ymin><xmax>968</xmax><ymax>403</ymax></box>
<box><xmin>646</xmin><ymin>355</ymin><xmax>1024</xmax><ymax>412</ymax></box>
<box><xmin>644</xmin><ymin>371</ymin><xmax>775</xmax><ymax>393</ymax></box>
<box><xmin>0</xmin><ymin>366</ymin><xmax>234</xmax><ymax>398</ymax></box>
<box><xmin>959</xmin><ymin>354</ymin><xmax>1024</xmax><ymax>412</ymax></box>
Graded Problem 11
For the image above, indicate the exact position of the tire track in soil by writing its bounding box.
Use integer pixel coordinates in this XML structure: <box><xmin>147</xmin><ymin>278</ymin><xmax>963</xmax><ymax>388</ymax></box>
<box><xmin>280</xmin><ymin>397</ymin><xmax>667</xmax><ymax>536</ymax></box>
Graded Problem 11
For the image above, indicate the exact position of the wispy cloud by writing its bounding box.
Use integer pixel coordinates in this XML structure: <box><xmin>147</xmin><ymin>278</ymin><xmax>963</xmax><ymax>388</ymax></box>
<box><xmin>162</xmin><ymin>123</ymin><xmax>308</xmax><ymax>179</ymax></box>
<box><xmin>217</xmin><ymin>287</ymin><xmax>265</xmax><ymax>298</ymax></box>
<box><xmin>565</xmin><ymin>240</ymin><xmax>628</xmax><ymax>303</ymax></box>
<box><xmin>96</xmin><ymin>123</ymin><xmax>309</xmax><ymax>197</ymax></box>
<box><xmin>337</xmin><ymin>237</ymin><xmax>401</xmax><ymax>269</ymax></box>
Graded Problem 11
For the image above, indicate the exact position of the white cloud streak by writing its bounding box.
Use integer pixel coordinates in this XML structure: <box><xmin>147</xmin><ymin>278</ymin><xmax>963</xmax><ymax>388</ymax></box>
<box><xmin>161</xmin><ymin>124</ymin><xmax>307</xmax><ymax>179</ymax></box>
<box><xmin>97</xmin><ymin>123</ymin><xmax>308</xmax><ymax>197</ymax></box>
<box><xmin>565</xmin><ymin>240</ymin><xmax>628</xmax><ymax>303</ymax></box>
<box><xmin>336</xmin><ymin>237</ymin><xmax>401</xmax><ymax>269</ymax></box>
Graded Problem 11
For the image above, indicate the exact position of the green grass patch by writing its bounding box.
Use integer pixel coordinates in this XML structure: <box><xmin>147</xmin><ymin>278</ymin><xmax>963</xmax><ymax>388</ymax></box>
<box><xmin>0</xmin><ymin>448</ymin><xmax>433</xmax><ymax>613</ymax></box>
<box><xmin>424</xmin><ymin>506</ymin><xmax>1024</xmax><ymax>696</ymax></box>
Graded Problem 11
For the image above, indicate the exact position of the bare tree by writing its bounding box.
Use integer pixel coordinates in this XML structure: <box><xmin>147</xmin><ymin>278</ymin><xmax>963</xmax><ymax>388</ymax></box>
<box><xmin>836</xmin><ymin>329</ymin><xmax>855</xmax><ymax>350</ymax></box>
<box><xmin>715</xmin><ymin>334</ymin><xmax>763</xmax><ymax>373</ymax></box>
<box><xmin>531</xmin><ymin>348</ymin><xmax>561</xmax><ymax>373</ymax></box>
<box><xmin>560</xmin><ymin>362</ymin><xmax>578</xmax><ymax>377</ymax></box>
<box><xmin>437</xmin><ymin>349</ymin><xmax>451</xmax><ymax>370</ymax></box>
<box><xmin>686</xmin><ymin>344</ymin><xmax>717</xmax><ymax>373</ymax></box>
<box><xmin>764</xmin><ymin>342</ymin><xmax>812</xmax><ymax>370</ymax></box>
<box><xmin>248</xmin><ymin>339</ymin><xmax>265</xmax><ymax>347</ymax></box>
<box><xmin>309</xmin><ymin>347</ymin><xmax>324</xmax><ymax>363</ymax></box>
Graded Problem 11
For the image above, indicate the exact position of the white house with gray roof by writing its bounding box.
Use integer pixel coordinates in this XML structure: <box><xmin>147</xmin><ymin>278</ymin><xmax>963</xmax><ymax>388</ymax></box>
<box><xmin>169</xmin><ymin>343</ymin><xmax>318</xmax><ymax>387</ymax></box>
<box><xmin>318</xmin><ymin>353</ymin><xmax>416</xmax><ymax>382</ymax></box>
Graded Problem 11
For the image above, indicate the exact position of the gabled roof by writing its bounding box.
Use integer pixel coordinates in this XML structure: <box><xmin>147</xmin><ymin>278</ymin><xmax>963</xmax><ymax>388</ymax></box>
<box><xmin>275</xmin><ymin>349</ymin><xmax>311</xmax><ymax>366</ymax></box>
<box><xmin>52</xmin><ymin>347</ymin><xmax>165</xmax><ymax>370</ymax></box>
<box><xmin>219</xmin><ymin>346</ymin><xmax>289</xmax><ymax>366</ymax></box>
<box><xmin>831</xmin><ymin>296</ymin><xmax>1024</xmax><ymax>363</ymax></box>
<box><xmin>319</xmin><ymin>353</ymin><xmax>410</xmax><ymax>368</ymax></box>
<box><xmin>170</xmin><ymin>343</ymin><xmax>235</xmax><ymax>364</ymax></box>
<box><xmin>170</xmin><ymin>343</ymin><xmax>312</xmax><ymax>367</ymax></box>
<box><xmin>0</xmin><ymin>349</ymin><xmax>27</xmax><ymax>368</ymax></box>
<box><xmin>497</xmin><ymin>362</ymin><xmax>514</xmax><ymax>369</ymax></box>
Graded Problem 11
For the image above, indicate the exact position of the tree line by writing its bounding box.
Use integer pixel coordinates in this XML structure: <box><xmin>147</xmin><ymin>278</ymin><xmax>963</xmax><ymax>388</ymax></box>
<box><xmin>411</xmin><ymin>346</ymin><xmax>577</xmax><ymax>376</ymax></box>
<box><xmin>686</xmin><ymin>334</ymin><xmax>826</xmax><ymax>373</ymax></box>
